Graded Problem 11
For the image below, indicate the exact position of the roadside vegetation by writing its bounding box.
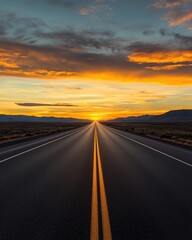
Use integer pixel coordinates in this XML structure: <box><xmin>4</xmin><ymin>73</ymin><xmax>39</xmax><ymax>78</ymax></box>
<box><xmin>0</xmin><ymin>122</ymin><xmax>88</xmax><ymax>144</ymax></box>
<box><xmin>102</xmin><ymin>122</ymin><xmax>192</xmax><ymax>148</ymax></box>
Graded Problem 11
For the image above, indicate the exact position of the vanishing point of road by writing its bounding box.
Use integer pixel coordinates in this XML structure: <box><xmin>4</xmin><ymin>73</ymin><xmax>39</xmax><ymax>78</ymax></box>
<box><xmin>0</xmin><ymin>122</ymin><xmax>192</xmax><ymax>240</ymax></box>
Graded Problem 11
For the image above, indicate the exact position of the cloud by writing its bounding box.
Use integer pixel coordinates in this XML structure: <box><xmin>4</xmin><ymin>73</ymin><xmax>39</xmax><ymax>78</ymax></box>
<box><xmin>0</xmin><ymin>10</ymin><xmax>47</xmax><ymax>45</ymax></box>
<box><xmin>15</xmin><ymin>102</ymin><xmax>78</xmax><ymax>107</ymax></box>
<box><xmin>81</xmin><ymin>30</ymin><xmax>115</xmax><ymax>37</ymax></box>
<box><xmin>166</xmin><ymin>9</ymin><xmax>192</xmax><ymax>27</ymax></box>
<box><xmin>153</xmin><ymin>0</ymin><xmax>191</xmax><ymax>8</ymax></box>
<box><xmin>0</xmin><ymin>10</ymin><xmax>122</xmax><ymax>53</ymax></box>
<box><xmin>26</xmin><ymin>0</ymin><xmax>115</xmax><ymax>13</ymax></box>
<box><xmin>173</xmin><ymin>33</ymin><xmax>192</xmax><ymax>46</ymax></box>
<box><xmin>126</xmin><ymin>42</ymin><xmax>169</xmax><ymax>53</ymax></box>
<box><xmin>25</xmin><ymin>0</ymin><xmax>87</xmax><ymax>9</ymax></box>
<box><xmin>160</xmin><ymin>29</ymin><xmax>192</xmax><ymax>47</ymax></box>
<box><xmin>35</xmin><ymin>29</ymin><xmax>121</xmax><ymax>52</ymax></box>
<box><xmin>65</xmin><ymin>87</ymin><xmax>82</xmax><ymax>90</ymax></box>
<box><xmin>47</xmin><ymin>0</ymin><xmax>79</xmax><ymax>8</ymax></box>
<box><xmin>128</xmin><ymin>51</ymin><xmax>192</xmax><ymax>64</ymax></box>
<box><xmin>48</xmin><ymin>0</ymin><xmax>114</xmax><ymax>9</ymax></box>
<box><xmin>0</xmin><ymin>25</ymin><xmax>5</xmax><ymax>36</ymax></box>
<box><xmin>0</xmin><ymin>38</ymin><xmax>192</xmax><ymax>85</ymax></box>
<box><xmin>153</xmin><ymin>0</ymin><xmax>192</xmax><ymax>29</ymax></box>
<box><xmin>43</xmin><ymin>86</ymin><xmax>82</xmax><ymax>90</ymax></box>
<box><xmin>95</xmin><ymin>0</ymin><xmax>116</xmax><ymax>2</ymax></box>
<box><xmin>80</xmin><ymin>6</ymin><xmax>96</xmax><ymax>15</ymax></box>
<box><xmin>0</xmin><ymin>39</ymin><xmax>79</xmax><ymax>78</ymax></box>
<box><xmin>138</xmin><ymin>91</ymin><xmax>167</xmax><ymax>98</ymax></box>
<box><xmin>0</xmin><ymin>48</ymin><xmax>24</xmax><ymax>69</ymax></box>
<box><xmin>80</xmin><ymin>4</ymin><xmax>112</xmax><ymax>16</ymax></box>
<box><xmin>128</xmin><ymin>50</ymin><xmax>192</xmax><ymax>71</ymax></box>
<box><xmin>143</xmin><ymin>30</ymin><xmax>156</xmax><ymax>36</ymax></box>
<box><xmin>43</xmin><ymin>85</ymin><xmax>56</xmax><ymax>89</ymax></box>
<box><xmin>146</xmin><ymin>63</ymin><xmax>192</xmax><ymax>70</ymax></box>
<box><xmin>0</xmin><ymin>9</ymin><xmax>192</xmax><ymax>85</ymax></box>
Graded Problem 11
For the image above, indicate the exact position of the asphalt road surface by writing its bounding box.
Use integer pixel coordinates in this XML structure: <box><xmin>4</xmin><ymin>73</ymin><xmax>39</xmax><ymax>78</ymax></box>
<box><xmin>0</xmin><ymin>122</ymin><xmax>192</xmax><ymax>240</ymax></box>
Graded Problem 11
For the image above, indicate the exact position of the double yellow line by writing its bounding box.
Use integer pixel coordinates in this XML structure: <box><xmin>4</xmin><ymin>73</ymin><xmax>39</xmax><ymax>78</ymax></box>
<box><xmin>90</xmin><ymin>126</ymin><xmax>112</xmax><ymax>240</ymax></box>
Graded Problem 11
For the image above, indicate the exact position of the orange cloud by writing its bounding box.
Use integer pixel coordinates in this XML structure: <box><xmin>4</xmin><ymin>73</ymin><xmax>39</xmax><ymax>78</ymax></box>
<box><xmin>79</xmin><ymin>4</ymin><xmax>111</xmax><ymax>15</ymax></box>
<box><xmin>80</xmin><ymin>7</ymin><xmax>91</xmax><ymax>15</ymax></box>
<box><xmin>0</xmin><ymin>45</ymin><xmax>77</xmax><ymax>78</ymax></box>
<box><xmin>79</xmin><ymin>71</ymin><xmax>192</xmax><ymax>85</ymax></box>
<box><xmin>167</xmin><ymin>11</ymin><xmax>192</xmax><ymax>27</ymax></box>
<box><xmin>0</xmin><ymin>60</ymin><xmax>19</xmax><ymax>69</ymax></box>
<box><xmin>128</xmin><ymin>51</ymin><xmax>192</xmax><ymax>64</ymax></box>
<box><xmin>147</xmin><ymin>64</ymin><xmax>192</xmax><ymax>70</ymax></box>
<box><xmin>153</xmin><ymin>0</ymin><xmax>192</xmax><ymax>29</ymax></box>
<box><xmin>0</xmin><ymin>69</ymin><xmax>76</xmax><ymax>78</ymax></box>
<box><xmin>0</xmin><ymin>49</ymin><xmax>20</xmax><ymax>69</ymax></box>
<box><xmin>1</xmin><ymin>62</ymin><xmax>192</xmax><ymax>86</ymax></box>
<box><xmin>0</xmin><ymin>41</ymin><xmax>192</xmax><ymax>85</ymax></box>
<box><xmin>153</xmin><ymin>0</ymin><xmax>192</xmax><ymax>8</ymax></box>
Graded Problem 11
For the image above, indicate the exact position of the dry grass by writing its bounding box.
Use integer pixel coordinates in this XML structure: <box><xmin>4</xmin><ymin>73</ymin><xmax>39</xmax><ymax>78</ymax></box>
<box><xmin>0</xmin><ymin>122</ymin><xmax>88</xmax><ymax>144</ymax></box>
<box><xmin>102</xmin><ymin>122</ymin><xmax>192</xmax><ymax>148</ymax></box>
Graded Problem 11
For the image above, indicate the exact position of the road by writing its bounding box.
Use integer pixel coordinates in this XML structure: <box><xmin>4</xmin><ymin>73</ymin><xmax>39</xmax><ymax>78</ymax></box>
<box><xmin>0</xmin><ymin>122</ymin><xmax>192</xmax><ymax>240</ymax></box>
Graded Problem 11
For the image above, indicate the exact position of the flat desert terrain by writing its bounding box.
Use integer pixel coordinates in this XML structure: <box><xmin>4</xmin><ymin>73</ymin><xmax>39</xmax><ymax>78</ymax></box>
<box><xmin>0</xmin><ymin>122</ymin><xmax>88</xmax><ymax>144</ymax></box>
<box><xmin>103</xmin><ymin>122</ymin><xmax>192</xmax><ymax>148</ymax></box>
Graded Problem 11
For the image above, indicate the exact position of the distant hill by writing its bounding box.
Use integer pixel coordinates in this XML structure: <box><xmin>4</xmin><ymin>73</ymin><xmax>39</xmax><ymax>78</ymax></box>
<box><xmin>0</xmin><ymin>114</ymin><xmax>89</xmax><ymax>123</ymax></box>
<box><xmin>150</xmin><ymin>110</ymin><xmax>192</xmax><ymax>122</ymax></box>
<box><xmin>109</xmin><ymin>115</ymin><xmax>154</xmax><ymax>122</ymax></box>
<box><xmin>108</xmin><ymin>110</ymin><xmax>192</xmax><ymax>122</ymax></box>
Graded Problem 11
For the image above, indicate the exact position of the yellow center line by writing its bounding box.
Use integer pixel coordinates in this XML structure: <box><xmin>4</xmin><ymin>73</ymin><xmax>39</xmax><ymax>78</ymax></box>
<box><xmin>90</xmin><ymin>124</ymin><xmax>112</xmax><ymax>240</ymax></box>
<box><xmin>96</xmin><ymin>129</ymin><xmax>112</xmax><ymax>240</ymax></box>
<box><xmin>90</xmin><ymin>127</ymin><xmax>99</xmax><ymax>240</ymax></box>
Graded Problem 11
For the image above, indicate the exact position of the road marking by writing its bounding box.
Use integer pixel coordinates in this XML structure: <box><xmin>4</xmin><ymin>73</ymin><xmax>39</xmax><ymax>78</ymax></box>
<box><xmin>104</xmin><ymin>126</ymin><xmax>192</xmax><ymax>168</ymax></box>
<box><xmin>0</xmin><ymin>128</ymin><xmax>83</xmax><ymax>164</ymax></box>
<box><xmin>90</xmin><ymin>126</ymin><xmax>112</xmax><ymax>240</ymax></box>
<box><xmin>90</xmin><ymin>128</ymin><xmax>99</xmax><ymax>240</ymax></box>
<box><xmin>0</xmin><ymin>123</ymin><xmax>93</xmax><ymax>156</ymax></box>
<box><xmin>96</xmin><ymin>130</ymin><xmax>112</xmax><ymax>240</ymax></box>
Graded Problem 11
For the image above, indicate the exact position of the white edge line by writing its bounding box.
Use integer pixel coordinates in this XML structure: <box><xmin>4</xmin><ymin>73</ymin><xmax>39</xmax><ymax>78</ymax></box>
<box><xmin>102</xmin><ymin>124</ymin><xmax>192</xmax><ymax>168</ymax></box>
<box><xmin>0</xmin><ymin>124</ymin><xmax>92</xmax><ymax>156</ymax></box>
<box><xmin>0</xmin><ymin>128</ymin><xmax>83</xmax><ymax>164</ymax></box>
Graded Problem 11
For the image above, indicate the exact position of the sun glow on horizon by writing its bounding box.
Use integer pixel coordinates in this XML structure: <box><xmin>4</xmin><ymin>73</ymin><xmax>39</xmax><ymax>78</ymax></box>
<box><xmin>89</xmin><ymin>113</ymin><xmax>106</xmax><ymax>121</ymax></box>
<box><xmin>0</xmin><ymin>76</ymin><xmax>192</xmax><ymax>120</ymax></box>
<box><xmin>1</xmin><ymin>0</ymin><xmax>192</xmax><ymax>120</ymax></box>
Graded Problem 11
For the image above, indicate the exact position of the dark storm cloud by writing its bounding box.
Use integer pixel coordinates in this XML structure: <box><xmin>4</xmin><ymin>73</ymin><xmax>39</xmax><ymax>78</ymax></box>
<box><xmin>0</xmin><ymin>37</ymin><xmax>149</xmax><ymax>80</ymax></box>
<box><xmin>0</xmin><ymin>10</ymin><xmax>46</xmax><ymax>29</ymax></box>
<box><xmin>25</xmin><ymin>0</ymin><xmax>94</xmax><ymax>9</ymax></box>
<box><xmin>45</xmin><ymin>0</ymin><xmax>115</xmax><ymax>9</ymax></box>
<box><xmin>81</xmin><ymin>30</ymin><xmax>115</xmax><ymax>38</ymax></box>
<box><xmin>159</xmin><ymin>28</ymin><xmax>167</xmax><ymax>36</ymax></box>
<box><xmin>160</xmin><ymin>29</ymin><xmax>192</xmax><ymax>48</ymax></box>
<box><xmin>0</xmin><ymin>25</ymin><xmax>5</xmax><ymax>36</ymax></box>
<box><xmin>15</xmin><ymin>102</ymin><xmax>78</xmax><ymax>107</ymax></box>
<box><xmin>126</xmin><ymin>41</ymin><xmax>169</xmax><ymax>53</ymax></box>
<box><xmin>174</xmin><ymin>33</ymin><xmax>192</xmax><ymax>47</ymax></box>
<box><xmin>0</xmin><ymin>7</ymin><xmax>192</xmax><ymax>80</ymax></box>
<box><xmin>0</xmin><ymin>10</ymin><xmax>124</xmax><ymax>52</ymax></box>
<box><xmin>35</xmin><ymin>29</ymin><xmax>123</xmax><ymax>52</ymax></box>
<box><xmin>47</xmin><ymin>0</ymin><xmax>79</xmax><ymax>8</ymax></box>
<box><xmin>143</xmin><ymin>30</ymin><xmax>156</xmax><ymax>36</ymax></box>
<box><xmin>1</xmin><ymin>35</ymin><xmax>192</xmax><ymax>80</ymax></box>
<box><xmin>0</xmin><ymin>10</ymin><xmax>46</xmax><ymax>42</ymax></box>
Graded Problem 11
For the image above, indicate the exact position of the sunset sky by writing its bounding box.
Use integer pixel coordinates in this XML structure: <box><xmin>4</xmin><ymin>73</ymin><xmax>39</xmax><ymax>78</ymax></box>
<box><xmin>0</xmin><ymin>0</ymin><xmax>192</xmax><ymax>120</ymax></box>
